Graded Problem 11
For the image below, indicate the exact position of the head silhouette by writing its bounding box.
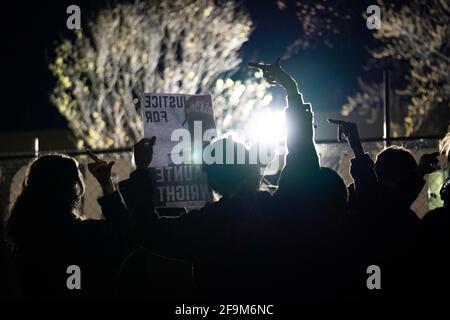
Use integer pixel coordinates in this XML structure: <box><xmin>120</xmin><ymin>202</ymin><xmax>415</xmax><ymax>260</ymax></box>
<box><xmin>6</xmin><ymin>154</ymin><xmax>85</xmax><ymax>248</ymax></box>
<box><xmin>202</xmin><ymin>138</ymin><xmax>261</xmax><ymax>198</ymax></box>
<box><xmin>375</xmin><ymin>146</ymin><xmax>417</xmax><ymax>189</ymax></box>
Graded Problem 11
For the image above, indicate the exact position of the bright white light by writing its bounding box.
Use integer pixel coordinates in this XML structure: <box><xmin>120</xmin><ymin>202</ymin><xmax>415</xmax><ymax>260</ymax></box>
<box><xmin>247</xmin><ymin>109</ymin><xmax>286</xmax><ymax>144</ymax></box>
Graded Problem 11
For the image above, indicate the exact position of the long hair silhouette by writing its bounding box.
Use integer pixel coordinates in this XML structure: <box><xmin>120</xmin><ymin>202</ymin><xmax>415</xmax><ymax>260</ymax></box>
<box><xmin>6</xmin><ymin>154</ymin><xmax>85</xmax><ymax>251</ymax></box>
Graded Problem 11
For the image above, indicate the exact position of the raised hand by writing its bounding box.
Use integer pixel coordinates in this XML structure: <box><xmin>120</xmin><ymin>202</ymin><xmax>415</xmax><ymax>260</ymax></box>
<box><xmin>87</xmin><ymin>149</ymin><xmax>116</xmax><ymax>194</ymax></box>
<box><xmin>328</xmin><ymin>119</ymin><xmax>364</xmax><ymax>157</ymax></box>
<box><xmin>248</xmin><ymin>58</ymin><xmax>298</xmax><ymax>93</ymax></box>
<box><xmin>416</xmin><ymin>152</ymin><xmax>440</xmax><ymax>177</ymax></box>
<box><xmin>134</xmin><ymin>136</ymin><xmax>156</xmax><ymax>169</ymax></box>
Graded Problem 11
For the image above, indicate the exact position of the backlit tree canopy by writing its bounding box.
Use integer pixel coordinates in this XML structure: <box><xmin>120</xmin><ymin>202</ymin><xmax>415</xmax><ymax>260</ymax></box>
<box><xmin>342</xmin><ymin>0</ymin><xmax>450</xmax><ymax>136</ymax></box>
<box><xmin>50</xmin><ymin>0</ymin><xmax>271</xmax><ymax>149</ymax></box>
<box><xmin>276</xmin><ymin>0</ymin><xmax>351</xmax><ymax>59</ymax></box>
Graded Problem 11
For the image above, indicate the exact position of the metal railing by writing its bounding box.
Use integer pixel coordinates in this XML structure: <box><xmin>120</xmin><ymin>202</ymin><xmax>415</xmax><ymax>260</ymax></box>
<box><xmin>0</xmin><ymin>136</ymin><xmax>446</xmax><ymax>221</ymax></box>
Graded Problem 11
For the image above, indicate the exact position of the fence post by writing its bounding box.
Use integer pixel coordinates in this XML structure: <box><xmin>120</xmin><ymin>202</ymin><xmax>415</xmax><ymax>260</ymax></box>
<box><xmin>34</xmin><ymin>137</ymin><xmax>39</xmax><ymax>157</ymax></box>
<box><xmin>383</xmin><ymin>69</ymin><xmax>391</xmax><ymax>147</ymax></box>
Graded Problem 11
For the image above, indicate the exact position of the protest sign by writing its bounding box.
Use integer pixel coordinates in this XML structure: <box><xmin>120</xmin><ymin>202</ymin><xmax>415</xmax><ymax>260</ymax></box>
<box><xmin>143</xmin><ymin>93</ymin><xmax>216</xmax><ymax>210</ymax></box>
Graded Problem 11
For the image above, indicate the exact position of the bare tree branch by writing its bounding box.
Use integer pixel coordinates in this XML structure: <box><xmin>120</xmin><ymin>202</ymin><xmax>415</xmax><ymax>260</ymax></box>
<box><xmin>50</xmin><ymin>0</ymin><xmax>271</xmax><ymax>149</ymax></box>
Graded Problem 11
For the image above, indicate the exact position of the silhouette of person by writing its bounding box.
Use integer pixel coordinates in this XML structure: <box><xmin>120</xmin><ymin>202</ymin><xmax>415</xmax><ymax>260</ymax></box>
<box><xmin>114</xmin><ymin>136</ymin><xmax>275</xmax><ymax>299</ymax></box>
<box><xmin>249</xmin><ymin>59</ymin><xmax>350</xmax><ymax>298</ymax></box>
<box><xmin>421</xmin><ymin>175</ymin><xmax>450</xmax><ymax>296</ymax></box>
<box><xmin>374</xmin><ymin>147</ymin><xmax>437</xmax><ymax>298</ymax></box>
<box><xmin>249</xmin><ymin>59</ymin><xmax>320</xmax><ymax>205</ymax></box>
<box><xmin>329</xmin><ymin>118</ymin><xmax>439</xmax><ymax>298</ymax></box>
<box><xmin>5</xmin><ymin>153</ymin><xmax>129</xmax><ymax>299</ymax></box>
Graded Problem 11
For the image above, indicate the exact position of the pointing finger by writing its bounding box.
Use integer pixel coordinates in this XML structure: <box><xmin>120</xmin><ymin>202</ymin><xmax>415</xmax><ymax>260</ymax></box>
<box><xmin>107</xmin><ymin>161</ymin><xmax>115</xmax><ymax>170</ymax></box>
<box><xmin>86</xmin><ymin>149</ymin><xmax>102</xmax><ymax>163</ymax></box>
<box><xmin>327</xmin><ymin>118</ymin><xmax>347</xmax><ymax>126</ymax></box>
<box><xmin>248</xmin><ymin>62</ymin><xmax>269</xmax><ymax>70</ymax></box>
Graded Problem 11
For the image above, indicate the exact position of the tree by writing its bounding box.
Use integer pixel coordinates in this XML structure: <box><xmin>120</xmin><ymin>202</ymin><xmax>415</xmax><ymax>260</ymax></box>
<box><xmin>50</xmin><ymin>0</ymin><xmax>271</xmax><ymax>149</ymax></box>
<box><xmin>276</xmin><ymin>0</ymin><xmax>449</xmax><ymax>136</ymax></box>
<box><xmin>275</xmin><ymin>0</ymin><xmax>351</xmax><ymax>59</ymax></box>
<box><xmin>342</xmin><ymin>0</ymin><xmax>450</xmax><ymax>136</ymax></box>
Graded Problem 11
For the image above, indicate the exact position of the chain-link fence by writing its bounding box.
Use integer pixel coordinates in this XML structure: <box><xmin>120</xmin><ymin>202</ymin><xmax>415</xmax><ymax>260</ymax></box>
<box><xmin>0</xmin><ymin>138</ymin><xmax>447</xmax><ymax>222</ymax></box>
<box><xmin>0</xmin><ymin>148</ymin><xmax>134</xmax><ymax>221</ymax></box>
<box><xmin>317</xmin><ymin>138</ymin><xmax>448</xmax><ymax>218</ymax></box>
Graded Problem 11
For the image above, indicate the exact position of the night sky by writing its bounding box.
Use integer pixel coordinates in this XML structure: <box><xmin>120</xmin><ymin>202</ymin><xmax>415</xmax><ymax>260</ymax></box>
<box><xmin>0</xmin><ymin>0</ymin><xmax>382</xmax><ymax>140</ymax></box>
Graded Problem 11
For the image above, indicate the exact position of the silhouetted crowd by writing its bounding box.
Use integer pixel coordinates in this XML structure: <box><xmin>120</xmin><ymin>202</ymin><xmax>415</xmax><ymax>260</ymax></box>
<box><xmin>1</xmin><ymin>60</ymin><xmax>449</xmax><ymax>300</ymax></box>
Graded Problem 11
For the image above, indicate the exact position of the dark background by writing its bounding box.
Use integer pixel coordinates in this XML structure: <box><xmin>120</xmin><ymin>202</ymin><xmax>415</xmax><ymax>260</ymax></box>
<box><xmin>0</xmin><ymin>0</ymin><xmax>382</xmax><ymax>141</ymax></box>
